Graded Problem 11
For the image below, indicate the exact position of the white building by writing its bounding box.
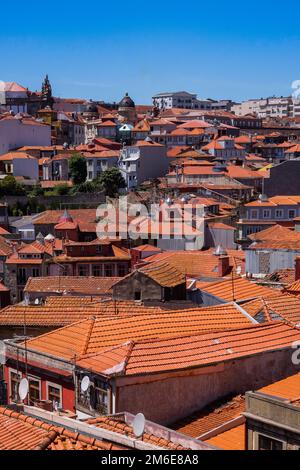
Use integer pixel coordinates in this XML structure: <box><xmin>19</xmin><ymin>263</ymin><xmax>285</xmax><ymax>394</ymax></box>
<box><xmin>0</xmin><ymin>82</ymin><xmax>28</xmax><ymax>113</ymax></box>
<box><xmin>0</xmin><ymin>113</ymin><xmax>51</xmax><ymax>155</ymax></box>
<box><xmin>231</xmin><ymin>96</ymin><xmax>296</xmax><ymax>119</ymax></box>
<box><xmin>0</xmin><ymin>152</ymin><xmax>39</xmax><ymax>180</ymax></box>
<box><xmin>118</xmin><ymin>139</ymin><xmax>169</xmax><ymax>189</ymax></box>
<box><xmin>86</xmin><ymin>151</ymin><xmax>120</xmax><ymax>181</ymax></box>
<box><xmin>152</xmin><ymin>91</ymin><xmax>198</xmax><ymax>110</ymax></box>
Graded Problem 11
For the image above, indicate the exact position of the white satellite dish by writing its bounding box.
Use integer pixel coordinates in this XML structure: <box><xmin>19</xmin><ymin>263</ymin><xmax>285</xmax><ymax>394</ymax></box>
<box><xmin>81</xmin><ymin>376</ymin><xmax>90</xmax><ymax>392</ymax></box>
<box><xmin>133</xmin><ymin>413</ymin><xmax>145</xmax><ymax>438</ymax></box>
<box><xmin>18</xmin><ymin>378</ymin><xmax>29</xmax><ymax>401</ymax></box>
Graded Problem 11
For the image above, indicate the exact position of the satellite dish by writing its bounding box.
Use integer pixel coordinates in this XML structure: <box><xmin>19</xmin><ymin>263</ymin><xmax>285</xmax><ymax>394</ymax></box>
<box><xmin>81</xmin><ymin>376</ymin><xmax>90</xmax><ymax>392</ymax></box>
<box><xmin>133</xmin><ymin>413</ymin><xmax>145</xmax><ymax>438</ymax></box>
<box><xmin>18</xmin><ymin>378</ymin><xmax>29</xmax><ymax>401</ymax></box>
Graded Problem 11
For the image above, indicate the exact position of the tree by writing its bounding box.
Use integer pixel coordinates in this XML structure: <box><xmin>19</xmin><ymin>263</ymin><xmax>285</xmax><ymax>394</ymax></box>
<box><xmin>0</xmin><ymin>175</ymin><xmax>25</xmax><ymax>197</ymax></box>
<box><xmin>98</xmin><ymin>167</ymin><xmax>126</xmax><ymax>197</ymax></box>
<box><xmin>69</xmin><ymin>154</ymin><xmax>87</xmax><ymax>185</ymax></box>
<box><xmin>28</xmin><ymin>183</ymin><xmax>44</xmax><ymax>198</ymax></box>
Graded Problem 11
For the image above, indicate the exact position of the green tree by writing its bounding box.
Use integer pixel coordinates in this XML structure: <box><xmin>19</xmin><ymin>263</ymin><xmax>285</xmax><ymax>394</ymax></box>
<box><xmin>69</xmin><ymin>154</ymin><xmax>87</xmax><ymax>185</ymax></box>
<box><xmin>28</xmin><ymin>183</ymin><xmax>44</xmax><ymax>198</ymax></box>
<box><xmin>98</xmin><ymin>167</ymin><xmax>126</xmax><ymax>197</ymax></box>
<box><xmin>53</xmin><ymin>183</ymin><xmax>71</xmax><ymax>196</ymax></box>
<box><xmin>0</xmin><ymin>175</ymin><xmax>25</xmax><ymax>196</ymax></box>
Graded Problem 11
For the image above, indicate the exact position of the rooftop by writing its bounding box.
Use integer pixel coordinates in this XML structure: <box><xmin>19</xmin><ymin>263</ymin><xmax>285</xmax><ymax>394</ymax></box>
<box><xmin>22</xmin><ymin>302</ymin><xmax>256</xmax><ymax>359</ymax></box>
<box><xmin>196</xmin><ymin>277</ymin><xmax>275</xmax><ymax>303</ymax></box>
<box><xmin>24</xmin><ymin>276</ymin><xmax>121</xmax><ymax>296</ymax></box>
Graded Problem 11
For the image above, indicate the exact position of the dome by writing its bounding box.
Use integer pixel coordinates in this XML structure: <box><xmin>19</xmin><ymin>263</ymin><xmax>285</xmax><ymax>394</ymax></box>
<box><xmin>119</xmin><ymin>92</ymin><xmax>135</xmax><ymax>109</ymax></box>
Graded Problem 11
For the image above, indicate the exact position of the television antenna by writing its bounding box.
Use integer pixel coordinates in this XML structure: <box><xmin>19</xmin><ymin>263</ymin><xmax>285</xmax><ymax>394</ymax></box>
<box><xmin>132</xmin><ymin>413</ymin><xmax>145</xmax><ymax>438</ymax></box>
<box><xmin>18</xmin><ymin>378</ymin><xmax>29</xmax><ymax>401</ymax></box>
<box><xmin>80</xmin><ymin>376</ymin><xmax>90</xmax><ymax>393</ymax></box>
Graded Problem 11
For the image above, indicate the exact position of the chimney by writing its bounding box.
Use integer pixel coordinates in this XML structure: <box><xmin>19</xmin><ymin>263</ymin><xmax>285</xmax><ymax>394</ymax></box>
<box><xmin>218</xmin><ymin>255</ymin><xmax>230</xmax><ymax>277</ymax></box>
<box><xmin>295</xmin><ymin>256</ymin><xmax>300</xmax><ymax>281</ymax></box>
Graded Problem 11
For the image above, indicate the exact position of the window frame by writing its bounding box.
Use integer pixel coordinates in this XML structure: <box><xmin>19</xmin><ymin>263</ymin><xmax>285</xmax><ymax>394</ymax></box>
<box><xmin>46</xmin><ymin>381</ymin><xmax>63</xmax><ymax>409</ymax></box>
<box><xmin>9</xmin><ymin>368</ymin><xmax>22</xmax><ymax>404</ymax></box>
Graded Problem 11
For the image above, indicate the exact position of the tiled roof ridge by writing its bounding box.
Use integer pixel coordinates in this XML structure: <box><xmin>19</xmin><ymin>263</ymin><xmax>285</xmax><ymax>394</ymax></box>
<box><xmin>82</xmin><ymin>317</ymin><xmax>97</xmax><ymax>356</ymax></box>
<box><xmin>24</xmin><ymin>317</ymin><xmax>94</xmax><ymax>347</ymax></box>
<box><xmin>0</xmin><ymin>407</ymin><xmax>122</xmax><ymax>450</ymax></box>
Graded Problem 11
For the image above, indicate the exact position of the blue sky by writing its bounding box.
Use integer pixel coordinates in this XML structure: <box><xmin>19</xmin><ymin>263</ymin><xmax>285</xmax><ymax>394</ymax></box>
<box><xmin>1</xmin><ymin>0</ymin><xmax>300</xmax><ymax>104</ymax></box>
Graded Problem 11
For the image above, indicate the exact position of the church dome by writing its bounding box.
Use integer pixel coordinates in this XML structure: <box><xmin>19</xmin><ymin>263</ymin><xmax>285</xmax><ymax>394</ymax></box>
<box><xmin>119</xmin><ymin>93</ymin><xmax>135</xmax><ymax>108</ymax></box>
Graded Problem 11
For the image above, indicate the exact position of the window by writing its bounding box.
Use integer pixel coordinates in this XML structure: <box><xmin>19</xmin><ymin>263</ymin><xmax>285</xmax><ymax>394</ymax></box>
<box><xmin>32</xmin><ymin>268</ymin><xmax>40</xmax><ymax>277</ymax></box>
<box><xmin>78</xmin><ymin>265</ymin><xmax>89</xmax><ymax>276</ymax></box>
<box><xmin>92</xmin><ymin>265</ymin><xmax>102</xmax><ymax>277</ymax></box>
<box><xmin>275</xmin><ymin>209</ymin><xmax>283</xmax><ymax>218</ymax></box>
<box><xmin>258</xmin><ymin>434</ymin><xmax>283</xmax><ymax>451</ymax></box>
<box><xmin>263</xmin><ymin>209</ymin><xmax>271</xmax><ymax>219</ymax></box>
<box><xmin>9</xmin><ymin>369</ymin><xmax>21</xmax><ymax>403</ymax></box>
<box><xmin>104</xmin><ymin>264</ymin><xmax>113</xmax><ymax>277</ymax></box>
<box><xmin>250</xmin><ymin>209</ymin><xmax>258</xmax><ymax>220</ymax></box>
<box><xmin>134</xmin><ymin>290</ymin><xmax>141</xmax><ymax>301</ymax></box>
<box><xmin>93</xmin><ymin>378</ymin><xmax>109</xmax><ymax>415</ymax></box>
<box><xmin>288</xmin><ymin>210</ymin><xmax>296</xmax><ymax>219</ymax></box>
<box><xmin>28</xmin><ymin>377</ymin><xmax>41</xmax><ymax>405</ymax></box>
<box><xmin>46</xmin><ymin>382</ymin><xmax>62</xmax><ymax>408</ymax></box>
<box><xmin>118</xmin><ymin>264</ymin><xmax>127</xmax><ymax>277</ymax></box>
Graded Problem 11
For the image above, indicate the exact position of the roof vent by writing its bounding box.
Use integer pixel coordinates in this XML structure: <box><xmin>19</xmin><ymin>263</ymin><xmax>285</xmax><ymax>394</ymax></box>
<box><xmin>227</xmin><ymin>348</ymin><xmax>233</xmax><ymax>354</ymax></box>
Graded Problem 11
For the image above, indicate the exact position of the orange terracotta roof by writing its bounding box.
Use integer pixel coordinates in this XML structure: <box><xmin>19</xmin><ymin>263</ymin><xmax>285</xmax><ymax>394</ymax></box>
<box><xmin>0</xmin><ymin>152</ymin><xmax>36</xmax><ymax>161</ymax></box>
<box><xmin>132</xmin><ymin>244</ymin><xmax>162</xmax><ymax>252</ymax></box>
<box><xmin>77</xmin><ymin>322</ymin><xmax>300</xmax><ymax>377</ymax></box>
<box><xmin>249</xmin><ymin>239</ymin><xmax>300</xmax><ymax>250</ymax></box>
<box><xmin>259</xmin><ymin>372</ymin><xmax>300</xmax><ymax>404</ymax></box>
<box><xmin>246</xmin><ymin>195</ymin><xmax>300</xmax><ymax>207</ymax></box>
<box><xmin>248</xmin><ymin>224</ymin><xmax>297</xmax><ymax>242</ymax></box>
<box><xmin>137</xmin><ymin>260</ymin><xmax>185</xmax><ymax>287</ymax></box>
<box><xmin>24</xmin><ymin>302</ymin><xmax>255</xmax><ymax>359</ymax></box>
<box><xmin>97</xmin><ymin>120</ymin><xmax>116</xmax><ymax>127</ymax></box>
<box><xmin>143</xmin><ymin>250</ymin><xmax>245</xmax><ymax>279</ymax></box>
<box><xmin>226</xmin><ymin>165</ymin><xmax>263</xmax><ymax>180</ymax></box>
<box><xmin>171</xmin><ymin>394</ymin><xmax>245</xmax><ymax>438</ymax></box>
<box><xmin>208</xmin><ymin>222</ymin><xmax>235</xmax><ymax>230</ymax></box>
<box><xmin>285</xmin><ymin>279</ymin><xmax>300</xmax><ymax>294</ymax></box>
<box><xmin>265</xmin><ymin>268</ymin><xmax>295</xmax><ymax>285</ymax></box>
<box><xmin>235</xmin><ymin>136</ymin><xmax>252</xmax><ymax>144</ymax></box>
<box><xmin>196</xmin><ymin>277</ymin><xmax>275</xmax><ymax>303</ymax></box>
<box><xmin>86</xmin><ymin>416</ymin><xmax>187</xmax><ymax>450</ymax></box>
<box><xmin>285</xmin><ymin>144</ymin><xmax>300</xmax><ymax>153</ymax></box>
<box><xmin>205</xmin><ymin>424</ymin><xmax>246</xmax><ymax>450</ymax></box>
<box><xmin>242</xmin><ymin>292</ymin><xmax>300</xmax><ymax>324</ymax></box>
<box><xmin>0</xmin><ymin>407</ymin><xmax>127</xmax><ymax>450</ymax></box>
<box><xmin>177</xmin><ymin>120</ymin><xmax>211</xmax><ymax>129</ymax></box>
<box><xmin>3</xmin><ymin>82</ymin><xmax>27</xmax><ymax>92</ymax></box>
<box><xmin>24</xmin><ymin>276</ymin><xmax>121</xmax><ymax>295</ymax></box>
<box><xmin>0</xmin><ymin>299</ymin><xmax>198</xmax><ymax>327</ymax></box>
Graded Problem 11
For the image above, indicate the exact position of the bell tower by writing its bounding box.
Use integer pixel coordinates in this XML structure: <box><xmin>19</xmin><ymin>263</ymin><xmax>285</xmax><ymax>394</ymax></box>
<box><xmin>41</xmin><ymin>74</ymin><xmax>54</xmax><ymax>109</ymax></box>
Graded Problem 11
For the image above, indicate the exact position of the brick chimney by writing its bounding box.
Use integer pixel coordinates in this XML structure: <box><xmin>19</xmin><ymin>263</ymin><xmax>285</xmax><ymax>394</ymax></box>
<box><xmin>218</xmin><ymin>255</ymin><xmax>230</xmax><ymax>277</ymax></box>
<box><xmin>295</xmin><ymin>256</ymin><xmax>300</xmax><ymax>281</ymax></box>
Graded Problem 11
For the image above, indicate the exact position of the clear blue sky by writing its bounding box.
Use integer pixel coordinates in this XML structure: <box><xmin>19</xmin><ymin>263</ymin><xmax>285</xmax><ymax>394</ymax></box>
<box><xmin>1</xmin><ymin>0</ymin><xmax>300</xmax><ymax>104</ymax></box>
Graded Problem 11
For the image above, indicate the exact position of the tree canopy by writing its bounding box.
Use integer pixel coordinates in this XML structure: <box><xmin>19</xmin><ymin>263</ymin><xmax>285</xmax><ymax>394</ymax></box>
<box><xmin>97</xmin><ymin>167</ymin><xmax>126</xmax><ymax>197</ymax></box>
<box><xmin>69</xmin><ymin>153</ymin><xmax>87</xmax><ymax>185</ymax></box>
